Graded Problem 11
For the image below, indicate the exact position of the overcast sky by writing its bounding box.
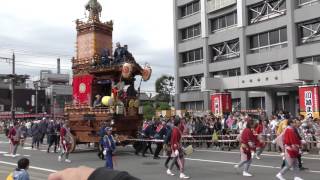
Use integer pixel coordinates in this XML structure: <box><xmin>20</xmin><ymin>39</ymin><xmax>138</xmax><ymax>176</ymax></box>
<box><xmin>0</xmin><ymin>0</ymin><xmax>174</xmax><ymax>93</ymax></box>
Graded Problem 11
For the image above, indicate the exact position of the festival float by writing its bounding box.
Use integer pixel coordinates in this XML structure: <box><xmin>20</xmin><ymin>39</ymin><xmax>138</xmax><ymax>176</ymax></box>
<box><xmin>64</xmin><ymin>0</ymin><xmax>152</xmax><ymax>151</ymax></box>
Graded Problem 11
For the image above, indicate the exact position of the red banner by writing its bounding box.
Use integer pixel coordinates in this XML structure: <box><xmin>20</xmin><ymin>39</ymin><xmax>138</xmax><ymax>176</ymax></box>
<box><xmin>211</xmin><ymin>93</ymin><xmax>232</xmax><ymax>116</ymax></box>
<box><xmin>73</xmin><ymin>75</ymin><xmax>93</xmax><ymax>105</ymax></box>
<box><xmin>299</xmin><ymin>85</ymin><xmax>320</xmax><ymax>118</ymax></box>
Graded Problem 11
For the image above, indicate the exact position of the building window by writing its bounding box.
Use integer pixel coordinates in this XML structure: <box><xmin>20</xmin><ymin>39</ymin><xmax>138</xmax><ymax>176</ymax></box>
<box><xmin>248</xmin><ymin>60</ymin><xmax>288</xmax><ymax>74</ymax></box>
<box><xmin>181</xmin><ymin>48</ymin><xmax>203</xmax><ymax>66</ymax></box>
<box><xmin>180</xmin><ymin>1</ymin><xmax>200</xmax><ymax>18</ymax></box>
<box><xmin>207</xmin><ymin>0</ymin><xmax>237</xmax><ymax>13</ymax></box>
<box><xmin>248</xmin><ymin>0</ymin><xmax>286</xmax><ymax>24</ymax></box>
<box><xmin>298</xmin><ymin>18</ymin><xmax>320</xmax><ymax>44</ymax></box>
<box><xmin>211</xmin><ymin>11</ymin><xmax>237</xmax><ymax>32</ymax></box>
<box><xmin>181</xmin><ymin>101</ymin><xmax>204</xmax><ymax>110</ymax></box>
<box><xmin>211</xmin><ymin>68</ymin><xmax>241</xmax><ymax>78</ymax></box>
<box><xmin>211</xmin><ymin>39</ymin><xmax>240</xmax><ymax>62</ymax></box>
<box><xmin>181</xmin><ymin>74</ymin><xmax>203</xmax><ymax>92</ymax></box>
<box><xmin>297</xmin><ymin>0</ymin><xmax>320</xmax><ymax>7</ymax></box>
<box><xmin>249</xmin><ymin>27</ymin><xmax>288</xmax><ymax>53</ymax></box>
<box><xmin>299</xmin><ymin>55</ymin><xmax>320</xmax><ymax>65</ymax></box>
<box><xmin>181</xmin><ymin>24</ymin><xmax>201</xmax><ymax>41</ymax></box>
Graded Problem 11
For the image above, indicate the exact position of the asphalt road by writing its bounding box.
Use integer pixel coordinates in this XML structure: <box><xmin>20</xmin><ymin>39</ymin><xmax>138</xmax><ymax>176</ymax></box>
<box><xmin>1</xmin><ymin>135</ymin><xmax>320</xmax><ymax>180</ymax></box>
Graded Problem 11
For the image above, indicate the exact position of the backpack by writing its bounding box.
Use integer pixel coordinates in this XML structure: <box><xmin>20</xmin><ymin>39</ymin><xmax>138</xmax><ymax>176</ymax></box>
<box><xmin>6</xmin><ymin>172</ymin><xmax>13</xmax><ymax>180</ymax></box>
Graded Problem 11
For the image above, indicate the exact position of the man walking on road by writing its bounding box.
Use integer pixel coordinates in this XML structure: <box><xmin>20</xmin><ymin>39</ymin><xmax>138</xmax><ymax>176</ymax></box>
<box><xmin>8</xmin><ymin>122</ymin><xmax>21</xmax><ymax>157</ymax></box>
<box><xmin>31</xmin><ymin>121</ymin><xmax>41</xmax><ymax>150</ymax></box>
<box><xmin>103</xmin><ymin>127</ymin><xmax>116</xmax><ymax>169</ymax></box>
<box><xmin>153</xmin><ymin>120</ymin><xmax>167</xmax><ymax>159</ymax></box>
<box><xmin>39</xmin><ymin>118</ymin><xmax>48</xmax><ymax>144</ymax></box>
<box><xmin>58</xmin><ymin>123</ymin><xmax>72</xmax><ymax>163</ymax></box>
<box><xmin>276</xmin><ymin>119</ymin><xmax>304</xmax><ymax>180</ymax></box>
<box><xmin>234</xmin><ymin>120</ymin><xmax>255</xmax><ymax>177</ymax></box>
<box><xmin>166</xmin><ymin>118</ymin><xmax>190</xmax><ymax>179</ymax></box>
<box><xmin>47</xmin><ymin>120</ymin><xmax>58</xmax><ymax>153</ymax></box>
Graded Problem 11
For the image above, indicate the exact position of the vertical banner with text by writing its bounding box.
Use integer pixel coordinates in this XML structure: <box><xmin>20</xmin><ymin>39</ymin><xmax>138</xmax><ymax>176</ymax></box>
<box><xmin>299</xmin><ymin>85</ymin><xmax>320</xmax><ymax>118</ymax></box>
<box><xmin>211</xmin><ymin>92</ymin><xmax>232</xmax><ymax>116</ymax></box>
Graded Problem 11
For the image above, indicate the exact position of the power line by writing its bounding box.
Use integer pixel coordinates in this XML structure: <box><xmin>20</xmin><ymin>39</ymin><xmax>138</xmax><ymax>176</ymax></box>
<box><xmin>0</xmin><ymin>61</ymin><xmax>71</xmax><ymax>71</ymax></box>
<box><xmin>0</xmin><ymin>46</ymin><xmax>73</xmax><ymax>58</ymax></box>
<box><xmin>15</xmin><ymin>63</ymin><xmax>70</xmax><ymax>71</ymax></box>
<box><xmin>15</xmin><ymin>60</ymin><xmax>71</xmax><ymax>68</ymax></box>
<box><xmin>14</xmin><ymin>51</ymin><xmax>73</xmax><ymax>59</ymax></box>
<box><xmin>0</xmin><ymin>57</ymin><xmax>71</xmax><ymax>68</ymax></box>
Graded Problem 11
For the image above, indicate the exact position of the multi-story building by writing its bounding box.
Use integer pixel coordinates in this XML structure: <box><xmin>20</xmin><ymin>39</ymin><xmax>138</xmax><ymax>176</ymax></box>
<box><xmin>38</xmin><ymin>70</ymin><xmax>72</xmax><ymax>116</ymax></box>
<box><xmin>173</xmin><ymin>0</ymin><xmax>320</xmax><ymax>116</ymax></box>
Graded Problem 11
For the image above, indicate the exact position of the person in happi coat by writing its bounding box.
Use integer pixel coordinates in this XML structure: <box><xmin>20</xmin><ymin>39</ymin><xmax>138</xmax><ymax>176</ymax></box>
<box><xmin>166</xmin><ymin>119</ymin><xmax>190</xmax><ymax>179</ymax></box>
<box><xmin>103</xmin><ymin>127</ymin><xmax>116</xmax><ymax>169</ymax></box>
<box><xmin>234</xmin><ymin>120</ymin><xmax>255</xmax><ymax>177</ymax></box>
<box><xmin>153</xmin><ymin>120</ymin><xmax>167</xmax><ymax>159</ymax></box>
<box><xmin>276</xmin><ymin>119</ymin><xmax>304</xmax><ymax>180</ymax></box>
<box><xmin>58</xmin><ymin>123</ymin><xmax>72</xmax><ymax>163</ymax></box>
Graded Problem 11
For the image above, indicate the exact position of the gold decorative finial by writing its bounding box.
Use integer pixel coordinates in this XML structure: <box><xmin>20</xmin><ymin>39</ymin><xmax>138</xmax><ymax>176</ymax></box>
<box><xmin>85</xmin><ymin>0</ymin><xmax>102</xmax><ymax>22</ymax></box>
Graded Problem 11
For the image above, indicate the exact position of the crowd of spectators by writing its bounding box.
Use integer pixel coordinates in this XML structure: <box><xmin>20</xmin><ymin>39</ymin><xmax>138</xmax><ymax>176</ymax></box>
<box><xmin>151</xmin><ymin>111</ymin><xmax>320</xmax><ymax>152</ymax></box>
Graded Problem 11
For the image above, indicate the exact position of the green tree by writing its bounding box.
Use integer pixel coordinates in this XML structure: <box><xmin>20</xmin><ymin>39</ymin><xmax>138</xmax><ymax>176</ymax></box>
<box><xmin>142</xmin><ymin>102</ymin><xmax>155</xmax><ymax>120</ymax></box>
<box><xmin>155</xmin><ymin>75</ymin><xmax>174</xmax><ymax>103</ymax></box>
<box><xmin>156</xmin><ymin>102</ymin><xmax>171</xmax><ymax>110</ymax></box>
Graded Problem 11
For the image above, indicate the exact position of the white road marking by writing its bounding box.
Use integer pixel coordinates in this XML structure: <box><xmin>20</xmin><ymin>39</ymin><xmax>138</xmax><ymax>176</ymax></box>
<box><xmin>3</xmin><ymin>154</ymin><xmax>21</xmax><ymax>157</ymax></box>
<box><xmin>0</xmin><ymin>151</ymin><xmax>7</xmax><ymax>154</ymax></box>
<box><xmin>0</xmin><ymin>161</ymin><xmax>57</xmax><ymax>173</ymax></box>
<box><xmin>184</xmin><ymin>157</ymin><xmax>320</xmax><ymax>174</ymax></box>
<box><xmin>196</xmin><ymin>149</ymin><xmax>320</xmax><ymax>160</ymax></box>
<box><xmin>124</xmin><ymin>152</ymin><xmax>320</xmax><ymax>174</ymax></box>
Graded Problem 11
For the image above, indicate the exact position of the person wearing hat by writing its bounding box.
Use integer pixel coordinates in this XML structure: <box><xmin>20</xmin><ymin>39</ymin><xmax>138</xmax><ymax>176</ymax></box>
<box><xmin>103</xmin><ymin>127</ymin><xmax>116</xmax><ymax>169</ymax></box>
<box><xmin>93</xmin><ymin>94</ymin><xmax>102</xmax><ymax>107</ymax></box>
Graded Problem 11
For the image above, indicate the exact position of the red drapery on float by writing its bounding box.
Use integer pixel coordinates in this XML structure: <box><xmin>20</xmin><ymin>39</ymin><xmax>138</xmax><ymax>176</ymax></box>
<box><xmin>73</xmin><ymin>75</ymin><xmax>93</xmax><ymax>105</ymax></box>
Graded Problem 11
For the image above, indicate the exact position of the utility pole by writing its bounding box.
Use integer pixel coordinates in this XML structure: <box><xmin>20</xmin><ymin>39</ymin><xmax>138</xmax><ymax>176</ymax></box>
<box><xmin>11</xmin><ymin>53</ymin><xmax>15</xmax><ymax>121</ymax></box>
<box><xmin>33</xmin><ymin>81</ymin><xmax>39</xmax><ymax>114</ymax></box>
<box><xmin>0</xmin><ymin>53</ymin><xmax>29</xmax><ymax>122</ymax></box>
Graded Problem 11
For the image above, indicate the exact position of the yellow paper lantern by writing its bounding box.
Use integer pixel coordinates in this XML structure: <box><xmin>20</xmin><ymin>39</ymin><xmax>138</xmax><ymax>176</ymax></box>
<box><xmin>129</xmin><ymin>99</ymin><xmax>135</xmax><ymax>108</ymax></box>
<box><xmin>134</xmin><ymin>99</ymin><xmax>140</xmax><ymax>108</ymax></box>
<box><xmin>101</xmin><ymin>96</ymin><xmax>111</xmax><ymax>106</ymax></box>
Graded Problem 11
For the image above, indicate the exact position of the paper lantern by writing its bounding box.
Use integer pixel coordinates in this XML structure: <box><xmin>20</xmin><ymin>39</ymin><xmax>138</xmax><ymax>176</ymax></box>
<box><xmin>122</xmin><ymin>63</ymin><xmax>133</xmax><ymax>79</ymax></box>
<box><xmin>128</xmin><ymin>99</ymin><xmax>135</xmax><ymax>108</ymax></box>
<box><xmin>134</xmin><ymin>99</ymin><xmax>140</xmax><ymax>108</ymax></box>
<box><xmin>142</xmin><ymin>66</ymin><xmax>152</xmax><ymax>81</ymax></box>
<box><xmin>102</xmin><ymin>96</ymin><xmax>111</xmax><ymax>106</ymax></box>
